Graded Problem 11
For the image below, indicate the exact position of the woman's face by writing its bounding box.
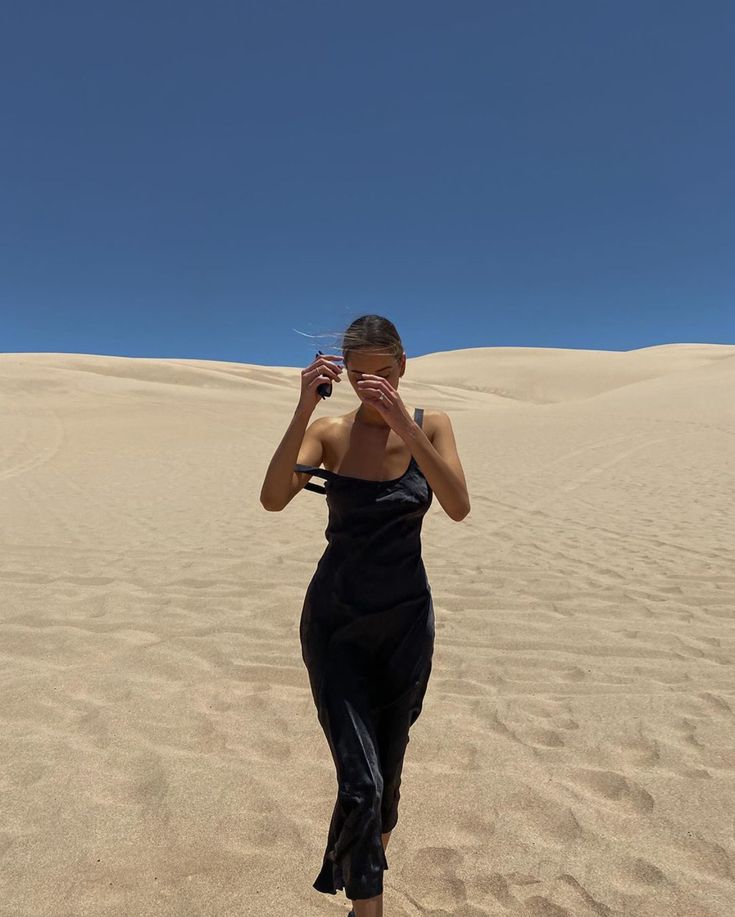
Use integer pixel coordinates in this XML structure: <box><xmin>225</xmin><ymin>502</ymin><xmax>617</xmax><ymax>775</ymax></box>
<box><xmin>344</xmin><ymin>351</ymin><xmax>405</xmax><ymax>402</ymax></box>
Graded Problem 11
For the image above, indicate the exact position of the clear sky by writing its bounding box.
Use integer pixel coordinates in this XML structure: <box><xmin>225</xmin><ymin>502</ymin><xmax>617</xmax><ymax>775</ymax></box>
<box><xmin>2</xmin><ymin>1</ymin><xmax>733</xmax><ymax>367</ymax></box>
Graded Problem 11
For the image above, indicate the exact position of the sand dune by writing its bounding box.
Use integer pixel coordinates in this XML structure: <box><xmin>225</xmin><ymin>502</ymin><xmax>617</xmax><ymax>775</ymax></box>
<box><xmin>1</xmin><ymin>344</ymin><xmax>734</xmax><ymax>916</ymax></box>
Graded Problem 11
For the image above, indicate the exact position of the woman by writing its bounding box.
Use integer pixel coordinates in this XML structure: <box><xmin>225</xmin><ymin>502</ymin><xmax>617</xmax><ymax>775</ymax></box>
<box><xmin>260</xmin><ymin>315</ymin><xmax>470</xmax><ymax>917</ymax></box>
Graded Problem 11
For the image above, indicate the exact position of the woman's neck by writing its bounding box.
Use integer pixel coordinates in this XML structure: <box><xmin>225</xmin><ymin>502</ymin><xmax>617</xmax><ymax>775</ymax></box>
<box><xmin>355</xmin><ymin>405</ymin><xmax>389</xmax><ymax>428</ymax></box>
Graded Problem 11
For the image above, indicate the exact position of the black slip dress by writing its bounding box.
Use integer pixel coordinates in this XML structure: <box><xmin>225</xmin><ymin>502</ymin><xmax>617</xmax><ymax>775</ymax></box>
<box><xmin>294</xmin><ymin>406</ymin><xmax>435</xmax><ymax>901</ymax></box>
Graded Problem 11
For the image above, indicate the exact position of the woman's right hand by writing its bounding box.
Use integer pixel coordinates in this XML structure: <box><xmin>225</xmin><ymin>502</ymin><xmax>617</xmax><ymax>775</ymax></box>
<box><xmin>298</xmin><ymin>353</ymin><xmax>344</xmax><ymax>412</ymax></box>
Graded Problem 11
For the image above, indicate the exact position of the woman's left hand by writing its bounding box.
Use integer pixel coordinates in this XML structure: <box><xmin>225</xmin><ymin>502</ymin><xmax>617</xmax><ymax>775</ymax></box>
<box><xmin>356</xmin><ymin>376</ymin><xmax>415</xmax><ymax>436</ymax></box>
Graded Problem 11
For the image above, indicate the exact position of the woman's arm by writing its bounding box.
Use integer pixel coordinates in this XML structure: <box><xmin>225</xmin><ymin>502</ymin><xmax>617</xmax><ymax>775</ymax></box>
<box><xmin>402</xmin><ymin>410</ymin><xmax>470</xmax><ymax>522</ymax></box>
<box><xmin>259</xmin><ymin>408</ymin><xmax>326</xmax><ymax>512</ymax></box>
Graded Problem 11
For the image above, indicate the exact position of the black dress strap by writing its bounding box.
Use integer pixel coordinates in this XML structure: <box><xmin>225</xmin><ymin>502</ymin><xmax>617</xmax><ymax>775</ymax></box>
<box><xmin>303</xmin><ymin>481</ymin><xmax>328</xmax><ymax>494</ymax></box>
<box><xmin>294</xmin><ymin>408</ymin><xmax>424</xmax><ymax>495</ymax></box>
<box><xmin>294</xmin><ymin>463</ymin><xmax>331</xmax><ymax>494</ymax></box>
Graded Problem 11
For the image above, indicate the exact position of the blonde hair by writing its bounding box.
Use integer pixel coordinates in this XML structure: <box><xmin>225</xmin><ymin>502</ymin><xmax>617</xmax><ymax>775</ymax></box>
<box><xmin>295</xmin><ymin>313</ymin><xmax>404</xmax><ymax>367</ymax></box>
<box><xmin>340</xmin><ymin>314</ymin><xmax>404</xmax><ymax>366</ymax></box>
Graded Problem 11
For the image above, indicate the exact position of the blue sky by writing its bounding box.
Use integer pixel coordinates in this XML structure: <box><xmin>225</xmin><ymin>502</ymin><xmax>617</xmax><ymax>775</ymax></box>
<box><xmin>2</xmin><ymin>1</ymin><xmax>733</xmax><ymax>366</ymax></box>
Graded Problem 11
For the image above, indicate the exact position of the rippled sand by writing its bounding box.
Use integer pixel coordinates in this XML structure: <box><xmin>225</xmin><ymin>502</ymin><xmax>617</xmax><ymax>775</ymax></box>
<box><xmin>1</xmin><ymin>344</ymin><xmax>734</xmax><ymax>916</ymax></box>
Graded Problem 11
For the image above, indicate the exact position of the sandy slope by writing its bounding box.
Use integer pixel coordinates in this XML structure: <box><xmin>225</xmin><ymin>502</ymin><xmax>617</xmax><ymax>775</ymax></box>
<box><xmin>1</xmin><ymin>344</ymin><xmax>734</xmax><ymax>917</ymax></box>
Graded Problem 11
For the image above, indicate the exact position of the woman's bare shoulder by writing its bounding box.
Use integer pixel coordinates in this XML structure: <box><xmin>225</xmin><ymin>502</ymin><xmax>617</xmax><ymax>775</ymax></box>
<box><xmin>314</xmin><ymin>412</ymin><xmax>353</xmax><ymax>442</ymax></box>
<box><xmin>321</xmin><ymin>410</ymin><xmax>357</xmax><ymax>428</ymax></box>
<box><xmin>422</xmin><ymin>408</ymin><xmax>442</xmax><ymax>445</ymax></box>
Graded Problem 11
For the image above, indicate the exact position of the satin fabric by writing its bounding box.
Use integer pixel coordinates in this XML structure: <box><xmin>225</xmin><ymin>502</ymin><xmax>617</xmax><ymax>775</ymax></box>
<box><xmin>295</xmin><ymin>407</ymin><xmax>435</xmax><ymax>900</ymax></box>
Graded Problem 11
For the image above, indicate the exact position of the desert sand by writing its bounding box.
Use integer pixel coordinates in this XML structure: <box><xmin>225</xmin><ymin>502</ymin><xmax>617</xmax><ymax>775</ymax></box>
<box><xmin>1</xmin><ymin>343</ymin><xmax>734</xmax><ymax>917</ymax></box>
